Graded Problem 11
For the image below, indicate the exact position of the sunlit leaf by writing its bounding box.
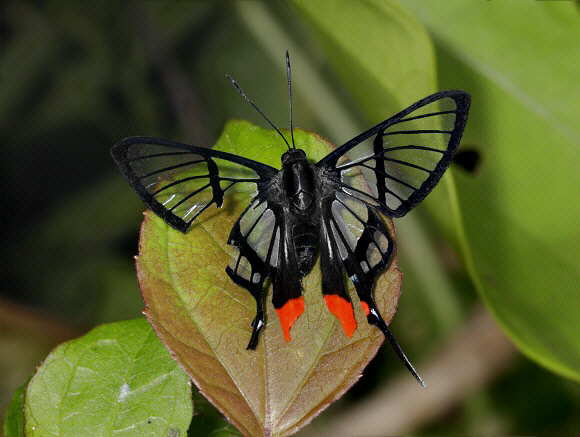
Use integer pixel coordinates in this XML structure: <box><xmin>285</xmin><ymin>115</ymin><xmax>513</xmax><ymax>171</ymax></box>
<box><xmin>402</xmin><ymin>0</ymin><xmax>580</xmax><ymax>381</ymax></box>
<box><xmin>294</xmin><ymin>0</ymin><xmax>435</xmax><ymax>115</ymax></box>
<box><xmin>137</xmin><ymin>120</ymin><xmax>401</xmax><ymax>436</ymax></box>
<box><xmin>24</xmin><ymin>319</ymin><xmax>192</xmax><ymax>436</ymax></box>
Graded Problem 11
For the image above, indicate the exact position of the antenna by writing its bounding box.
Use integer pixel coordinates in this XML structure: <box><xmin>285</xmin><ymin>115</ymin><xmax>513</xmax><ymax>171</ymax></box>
<box><xmin>286</xmin><ymin>51</ymin><xmax>296</xmax><ymax>149</ymax></box>
<box><xmin>226</xmin><ymin>74</ymin><xmax>291</xmax><ymax>150</ymax></box>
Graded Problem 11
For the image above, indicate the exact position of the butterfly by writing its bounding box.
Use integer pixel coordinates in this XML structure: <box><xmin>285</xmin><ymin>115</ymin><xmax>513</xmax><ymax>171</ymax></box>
<box><xmin>111</xmin><ymin>52</ymin><xmax>470</xmax><ymax>387</ymax></box>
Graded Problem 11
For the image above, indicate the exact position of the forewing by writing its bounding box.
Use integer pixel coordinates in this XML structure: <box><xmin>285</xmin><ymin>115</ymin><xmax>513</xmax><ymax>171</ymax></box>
<box><xmin>317</xmin><ymin>90</ymin><xmax>470</xmax><ymax>217</ymax></box>
<box><xmin>111</xmin><ymin>136</ymin><xmax>278</xmax><ymax>232</ymax></box>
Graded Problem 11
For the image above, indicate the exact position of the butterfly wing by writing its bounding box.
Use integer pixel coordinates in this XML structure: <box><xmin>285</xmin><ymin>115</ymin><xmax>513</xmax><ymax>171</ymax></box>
<box><xmin>316</xmin><ymin>90</ymin><xmax>470</xmax><ymax>386</ymax></box>
<box><xmin>319</xmin><ymin>187</ymin><xmax>393</xmax><ymax>334</ymax></box>
<box><xmin>227</xmin><ymin>186</ymin><xmax>309</xmax><ymax>349</ymax></box>
<box><xmin>111</xmin><ymin>136</ymin><xmax>278</xmax><ymax>233</ymax></box>
<box><xmin>225</xmin><ymin>192</ymin><xmax>284</xmax><ymax>349</ymax></box>
<box><xmin>319</xmin><ymin>177</ymin><xmax>427</xmax><ymax>385</ymax></box>
<box><xmin>112</xmin><ymin>136</ymin><xmax>283</xmax><ymax>349</ymax></box>
<box><xmin>317</xmin><ymin>90</ymin><xmax>471</xmax><ymax>217</ymax></box>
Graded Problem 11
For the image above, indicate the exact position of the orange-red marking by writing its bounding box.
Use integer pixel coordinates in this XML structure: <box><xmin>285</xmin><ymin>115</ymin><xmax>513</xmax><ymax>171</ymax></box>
<box><xmin>361</xmin><ymin>301</ymin><xmax>370</xmax><ymax>316</ymax></box>
<box><xmin>276</xmin><ymin>297</ymin><xmax>305</xmax><ymax>342</ymax></box>
<box><xmin>324</xmin><ymin>294</ymin><xmax>357</xmax><ymax>338</ymax></box>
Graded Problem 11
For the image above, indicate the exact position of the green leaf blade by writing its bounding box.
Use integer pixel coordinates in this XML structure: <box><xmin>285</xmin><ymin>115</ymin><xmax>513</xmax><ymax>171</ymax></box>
<box><xmin>3</xmin><ymin>382</ymin><xmax>26</xmax><ymax>437</ymax></box>
<box><xmin>24</xmin><ymin>319</ymin><xmax>192</xmax><ymax>436</ymax></box>
<box><xmin>294</xmin><ymin>0</ymin><xmax>436</xmax><ymax>119</ymax></box>
<box><xmin>402</xmin><ymin>0</ymin><xmax>580</xmax><ymax>381</ymax></box>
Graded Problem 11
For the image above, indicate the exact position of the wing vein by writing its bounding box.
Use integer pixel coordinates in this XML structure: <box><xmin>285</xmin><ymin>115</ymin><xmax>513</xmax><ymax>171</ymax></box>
<box><xmin>152</xmin><ymin>175</ymin><xmax>210</xmax><ymax>195</ymax></box>
<box><xmin>383</xmin><ymin>129</ymin><xmax>453</xmax><ymax>136</ymax></box>
<box><xmin>380</xmin><ymin>145</ymin><xmax>446</xmax><ymax>154</ymax></box>
<box><xmin>380</xmin><ymin>157</ymin><xmax>433</xmax><ymax>173</ymax></box>
<box><xmin>126</xmin><ymin>151</ymin><xmax>192</xmax><ymax>162</ymax></box>
<box><xmin>358</xmin><ymin>163</ymin><xmax>419</xmax><ymax>191</ymax></box>
<box><xmin>139</xmin><ymin>159</ymin><xmax>207</xmax><ymax>179</ymax></box>
<box><xmin>168</xmin><ymin>183</ymin><xmax>211</xmax><ymax>212</ymax></box>
<box><xmin>399</xmin><ymin>109</ymin><xmax>457</xmax><ymax>122</ymax></box>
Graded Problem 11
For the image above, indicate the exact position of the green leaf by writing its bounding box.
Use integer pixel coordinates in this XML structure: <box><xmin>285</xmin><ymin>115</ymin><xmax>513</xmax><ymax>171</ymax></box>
<box><xmin>401</xmin><ymin>0</ymin><xmax>580</xmax><ymax>381</ymax></box>
<box><xmin>24</xmin><ymin>319</ymin><xmax>192</xmax><ymax>436</ymax></box>
<box><xmin>3</xmin><ymin>382</ymin><xmax>26</xmax><ymax>437</ymax></box>
<box><xmin>294</xmin><ymin>0</ymin><xmax>436</xmax><ymax>115</ymax></box>
<box><xmin>137</xmin><ymin>120</ymin><xmax>402</xmax><ymax>437</ymax></box>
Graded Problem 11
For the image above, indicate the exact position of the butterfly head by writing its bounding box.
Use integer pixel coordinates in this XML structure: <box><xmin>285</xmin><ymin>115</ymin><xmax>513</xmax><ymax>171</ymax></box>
<box><xmin>281</xmin><ymin>148</ymin><xmax>306</xmax><ymax>166</ymax></box>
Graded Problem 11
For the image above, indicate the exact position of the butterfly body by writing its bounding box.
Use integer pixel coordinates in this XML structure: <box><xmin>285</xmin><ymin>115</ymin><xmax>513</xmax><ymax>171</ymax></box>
<box><xmin>112</xmin><ymin>59</ymin><xmax>470</xmax><ymax>386</ymax></box>
<box><xmin>280</xmin><ymin>149</ymin><xmax>320</xmax><ymax>277</ymax></box>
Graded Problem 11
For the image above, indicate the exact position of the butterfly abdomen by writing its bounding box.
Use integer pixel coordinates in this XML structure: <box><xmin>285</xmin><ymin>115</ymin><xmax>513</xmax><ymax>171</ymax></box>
<box><xmin>292</xmin><ymin>222</ymin><xmax>319</xmax><ymax>276</ymax></box>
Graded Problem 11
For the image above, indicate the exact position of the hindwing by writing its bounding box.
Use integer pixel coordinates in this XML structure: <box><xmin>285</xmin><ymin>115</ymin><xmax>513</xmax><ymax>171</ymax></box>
<box><xmin>226</xmin><ymin>194</ymin><xmax>281</xmax><ymax>292</ymax></box>
<box><xmin>321</xmin><ymin>191</ymin><xmax>394</xmax><ymax>290</ymax></box>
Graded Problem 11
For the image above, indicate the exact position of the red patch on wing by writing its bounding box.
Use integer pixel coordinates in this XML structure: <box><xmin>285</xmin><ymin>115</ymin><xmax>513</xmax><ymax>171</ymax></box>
<box><xmin>324</xmin><ymin>294</ymin><xmax>357</xmax><ymax>338</ymax></box>
<box><xmin>361</xmin><ymin>301</ymin><xmax>370</xmax><ymax>316</ymax></box>
<box><xmin>275</xmin><ymin>297</ymin><xmax>305</xmax><ymax>342</ymax></box>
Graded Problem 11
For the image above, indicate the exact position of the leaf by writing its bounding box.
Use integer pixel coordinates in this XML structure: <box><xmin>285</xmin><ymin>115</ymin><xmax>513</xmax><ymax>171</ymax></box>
<box><xmin>401</xmin><ymin>0</ymin><xmax>580</xmax><ymax>381</ymax></box>
<box><xmin>24</xmin><ymin>319</ymin><xmax>192</xmax><ymax>436</ymax></box>
<box><xmin>3</xmin><ymin>382</ymin><xmax>26</xmax><ymax>437</ymax></box>
<box><xmin>294</xmin><ymin>0</ymin><xmax>436</xmax><ymax>115</ymax></box>
<box><xmin>137</xmin><ymin>120</ymin><xmax>402</xmax><ymax>436</ymax></box>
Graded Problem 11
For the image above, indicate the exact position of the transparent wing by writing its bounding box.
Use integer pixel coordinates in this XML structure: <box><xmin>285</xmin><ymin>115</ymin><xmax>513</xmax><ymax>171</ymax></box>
<box><xmin>226</xmin><ymin>195</ymin><xmax>281</xmax><ymax>289</ymax></box>
<box><xmin>317</xmin><ymin>90</ymin><xmax>470</xmax><ymax>217</ymax></box>
<box><xmin>226</xmin><ymin>193</ymin><xmax>282</xmax><ymax>349</ymax></box>
<box><xmin>111</xmin><ymin>136</ymin><xmax>278</xmax><ymax>232</ymax></box>
<box><xmin>321</xmin><ymin>191</ymin><xmax>394</xmax><ymax>291</ymax></box>
<box><xmin>320</xmin><ymin>188</ymin><xmax>425</xmax><ymax>386</ymax></box>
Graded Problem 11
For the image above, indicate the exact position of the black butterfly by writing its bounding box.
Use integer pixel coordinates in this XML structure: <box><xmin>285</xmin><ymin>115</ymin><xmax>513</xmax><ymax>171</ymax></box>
<box><xmin>111</xmin><ymin>52</ymin><xmax>470</xmax><ymax>387</ymax></box>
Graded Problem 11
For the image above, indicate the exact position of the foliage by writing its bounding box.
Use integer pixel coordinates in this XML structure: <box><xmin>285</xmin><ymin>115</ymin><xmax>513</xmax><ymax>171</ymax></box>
<box><xmin>4</xmin><ymin>320</ymin><xmax>192</xmax><ymax>436</ymax></box>
<box><xmin>2</xmin><ymin>1</ymin><xmax>579</xmax><ymax>436</ymax></box>
<box><xmin>402</xmin><ymin>0</ymin><xmax>580</xmax><ymax>382</ymax></box>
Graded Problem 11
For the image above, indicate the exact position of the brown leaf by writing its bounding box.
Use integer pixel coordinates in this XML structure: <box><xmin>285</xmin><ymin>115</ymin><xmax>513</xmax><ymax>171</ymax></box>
<box><xmin>136</xmin><ymin>120</ymin><xmax>401</xmax><ymax>436</ymax></box>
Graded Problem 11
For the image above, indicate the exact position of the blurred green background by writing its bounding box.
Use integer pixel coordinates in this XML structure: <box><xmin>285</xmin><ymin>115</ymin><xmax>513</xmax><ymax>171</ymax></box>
<box><xmin>2</xmin><ymin>1</ymin><xmax>579</xmax><ymax>435</ymax></box>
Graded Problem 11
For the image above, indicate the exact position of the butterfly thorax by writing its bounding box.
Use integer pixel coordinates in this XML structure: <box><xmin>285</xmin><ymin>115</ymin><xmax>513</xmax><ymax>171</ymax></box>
<box><xmin>281</xmin><ymin>149</ymin><xmax>315</xmax><ymax>212</ymax></box>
